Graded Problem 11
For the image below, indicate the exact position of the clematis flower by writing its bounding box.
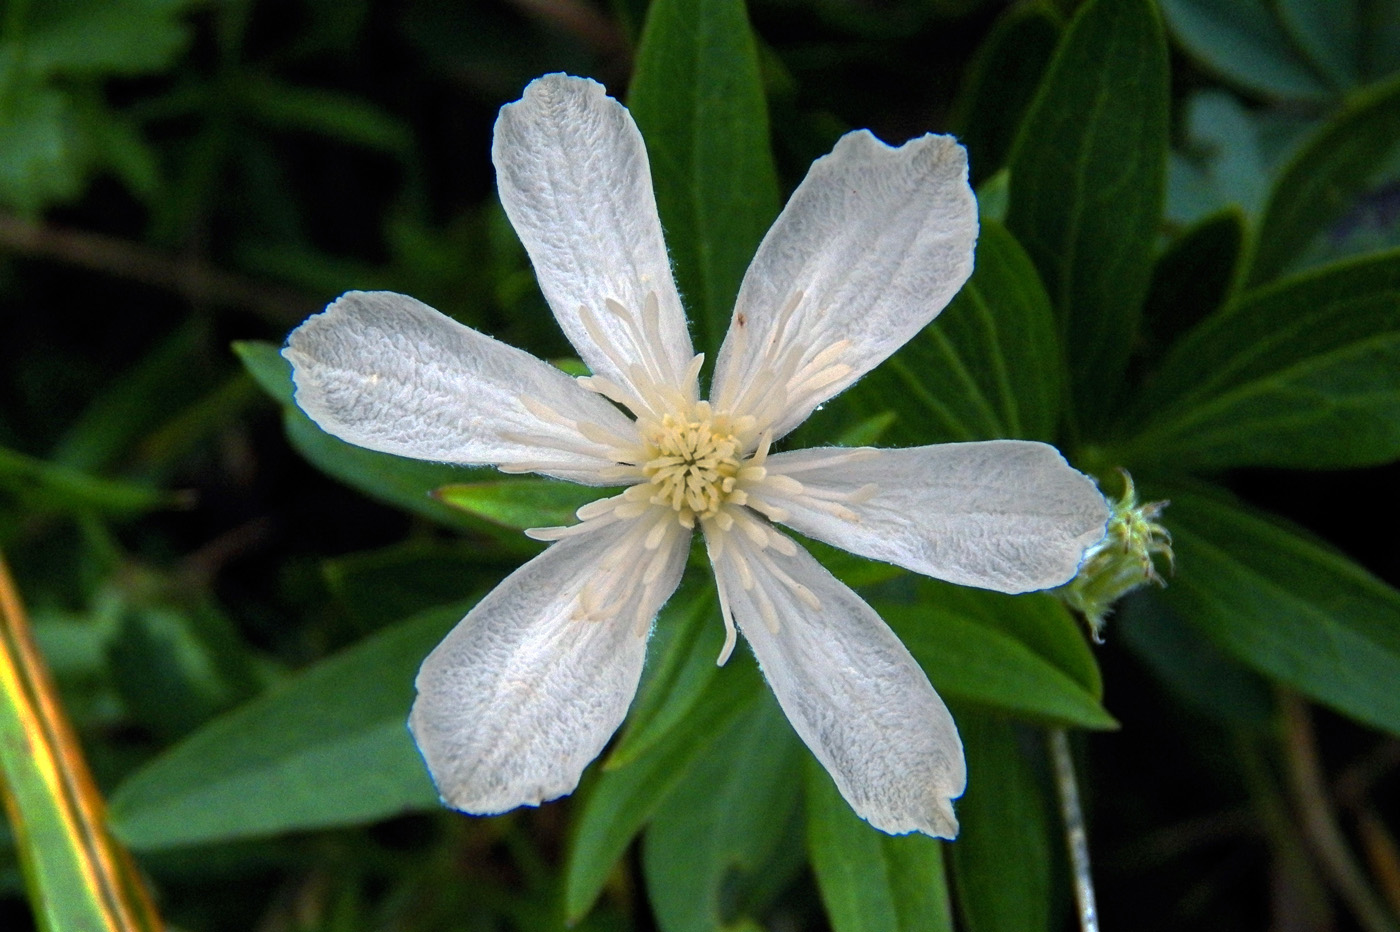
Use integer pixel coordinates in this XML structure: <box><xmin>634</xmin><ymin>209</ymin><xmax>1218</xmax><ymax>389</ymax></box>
<box><xmin>282</xmin><ymin>74</ymin><xmax>1108</xmax><ymax>838</ymax></box>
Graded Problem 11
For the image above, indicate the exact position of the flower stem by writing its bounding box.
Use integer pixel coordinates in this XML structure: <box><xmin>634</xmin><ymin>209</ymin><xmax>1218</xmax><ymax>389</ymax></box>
<box><xmin>1049</xmin><ymin>728</ymin><xmax>1100</xmax><ymax>932</ymax></box>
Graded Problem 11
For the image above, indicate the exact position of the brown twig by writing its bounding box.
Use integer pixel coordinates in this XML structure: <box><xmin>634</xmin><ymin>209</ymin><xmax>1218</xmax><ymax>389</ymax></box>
<box><xmin>1280</xmin><ymin>691</ymin><xmax>1400</xmax><ymax>932</ymax></box>
<box><xmin>0</xmin><ymin>212</ymin><xmax>315</xmax><ymax>323</ymax></box>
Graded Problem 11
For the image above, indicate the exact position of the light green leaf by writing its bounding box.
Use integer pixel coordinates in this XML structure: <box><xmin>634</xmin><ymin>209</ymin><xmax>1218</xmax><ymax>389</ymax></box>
<box><xmin>879</xmin><ymin>600</ymin><xmax>1115</xmax><ymax>730</ymax></box>
<box><xmin>1007</xmin><ymin>0</ymin><xmax>1169</xmax><ymax>427</ymax></box>
<box><xmin>1159</xmin><ymin>0</ymin><xmax>1333</xmax><ymax>102</ymax></box>
<box><xmin>1156</xmin><ymin>487</ymin><xmax>1400</xmax><ymax>738</ymax></box>
<box><xmin>627</xmin><ymin>0</ymin><xmax>781</xmax><ymax>355</ymax></box>
<box><xmin>806</xmin><ymin>760</ymin><xmax>954</xmax><ymax>932</ymax></box>
<box><xmin>108</xmin><ymin>603</ymin><xmax>471</xmax><ymax>849</ymax></box>
<box><xmin>1116</xmin><ymin>251</ymin><xmax>1400</xmax><ymax>471</ymax></box>
<box><xmin>643</xmin><ymin>696</ymin><xmax>803</xmax><ymax>932</ymax></box>
<box><xmin>1249</xmin><ymin>72</ymin><xmax>1400</xmax><ymax>285</ymax></box>
<box><xmin>836</xmin><ymin>220</ymin><xmax>1061</xmax><ymax>445</ymax></box>
<box><xmin>436</xmin><ymin>477</ymin><xmax>601</xmax><ymax>531</ymax></box>
<box><xmin>564</xmin><ymin>662</ymin><xmax>763</xmax><ymax>923</ymax></box>
<box><xmin>948</xmin><ymin>710</ymin><xmax>1053</xmax><ymax>932</ymax></box>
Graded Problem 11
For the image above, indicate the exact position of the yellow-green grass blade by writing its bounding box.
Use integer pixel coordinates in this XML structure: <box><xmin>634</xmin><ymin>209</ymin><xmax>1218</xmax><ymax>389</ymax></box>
<box><xmin>0</xmin><ymin>554</ymin><xmax>163</xmax><ymax>932</ymax></box>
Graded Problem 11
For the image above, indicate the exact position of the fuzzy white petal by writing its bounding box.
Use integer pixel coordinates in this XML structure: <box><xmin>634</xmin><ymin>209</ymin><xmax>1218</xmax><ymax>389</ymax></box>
<box><xmin>494</xmin><ymin>74</ymin><xmax>695</xmax><ymax>403</ymax></box>
<box><xmin>283</xmin><ymin>291</ymin><xmax>638</xmax><ymax>483</ymax></box>
<box><xmin>710</xmin><ymin>529</ymin><xmax>965</xmax><ymax>837</ymax></box>
<box><xmin>410</xmin><ymin>515</ymin><xmax>689</xmax><ymax>815</ymax></box>
<box><xmin>764</xmin><ymin>440</ymin><xmax>1109</xmax><ymax>593</ymax></box>
<box><xmin>712</xmin><ymin>131</ymin><xmax>977</xmax><ymax>438</ymax></box>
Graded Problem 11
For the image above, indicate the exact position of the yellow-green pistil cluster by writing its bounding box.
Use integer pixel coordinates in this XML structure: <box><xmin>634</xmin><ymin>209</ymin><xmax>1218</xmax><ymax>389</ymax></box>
<box><xmin>641</xmin><ymin>406</ymin><xmax>744</xmax><ymax>523</ymax></box>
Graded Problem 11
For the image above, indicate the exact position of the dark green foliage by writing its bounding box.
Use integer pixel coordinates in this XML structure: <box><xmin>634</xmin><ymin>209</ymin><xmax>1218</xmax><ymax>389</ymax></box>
<box><xmin>4</xmin><ymin>1</ymin><xmax>1400</xmax><ymax>931</ymax></box>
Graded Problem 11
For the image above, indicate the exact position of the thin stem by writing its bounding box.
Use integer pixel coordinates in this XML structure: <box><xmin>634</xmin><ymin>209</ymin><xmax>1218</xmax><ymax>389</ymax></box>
<box><xmin>1049</xmin><ymin>728</ymin><xmax>1100</xmax><ymax>932</ymax></box>
<box><xmin>0</xmin><ymin>212</ymin><xmax>314</xmax><ymax>323</ymax></box>
<box><xmin>1280</xmin><ymin>690</ymin><xmax>1400</xmax><ymax>932</ymax></box>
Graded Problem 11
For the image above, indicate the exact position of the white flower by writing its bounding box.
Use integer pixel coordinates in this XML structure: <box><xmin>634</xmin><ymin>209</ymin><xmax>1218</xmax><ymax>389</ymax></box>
<box><xmin>282</xmin><ymin>74</ymin><xmax>1108</xmax><ymax>838</ymax></box>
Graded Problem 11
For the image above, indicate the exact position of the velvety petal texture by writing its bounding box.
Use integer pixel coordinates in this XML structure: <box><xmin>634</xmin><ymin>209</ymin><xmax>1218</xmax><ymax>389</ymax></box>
<box><xmin>712</xmin><ymin>130</ymin><xmax>978</xmax><ymax>439</ymax></box>
<box><xmin>410</xmin><ymin>517</ymin><xmax>688</xmax><ymax>814</ymax></box>
<box><xmin>763</xmin><ymin>441</ymin><xmax>1109</xmax><ymax>592</ymax></box>
<box><xmin>283</xmin><ymin>291</ymin><xmax>638</xmax><ymax>484</ymax></box>
<box><xmin>710</xmin><ymin>530</ymin><xmax>966</xmax><ymax>837</ymax></box>
<box><xmin>494</xmin><ymin>74</ymin><xmax>696</xmax><ymax>401</ymax></box>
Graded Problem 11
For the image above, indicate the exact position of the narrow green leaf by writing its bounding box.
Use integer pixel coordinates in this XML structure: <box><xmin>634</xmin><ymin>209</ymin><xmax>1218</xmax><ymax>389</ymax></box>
<box><xmin>806</xmin><ymin>760</ymin><xmax>954</xmax><ymax>932</ymax></box>
<box><xmin>321</xmin><ymin>541</ymin><xmax>512</xmax><ymax>632</ymax></box>
<box><xmin>837</xmin><ymin>220</ymin><xmax>1061</xmax><ymax>445</ymax></box>
<box><xmin>1159</xmin><ymin>0</ymin><xmax>1333</xmax><ymax>102</ymax></box>
<box><xmin>0</xmin><ymin>445</ymin><xmax>176</xmax><ymax>517</ymax></box>
<box><xmin>1140</xmin><ymin>207</ymin><xmax>1246</xmax><ymax>360</ymax></box>
<box><xmin>1007</xmin><ymin>0</ymin><xmax>1169</xmax><ymax>427</ymax></box>
<box><xmin>23</xmin><ymin>0</ymin><xmax>195</xmax><ymax>76</ymax></box>
<box><xmin>436</xmin><ymin>477</ymin><xmax>602</xmax><ymax>531</ymax></box>
<box><xmin>880</xmin><ymin>601</ymin><xmax>1115</xmax><ymax>730</ymax></box>
<box><xmin>108</xmin><ymin>603</ymin><xmax>473</xmax><ymax>849</ymax></box>
<box><xmin>643</xmin><ymin>696</ymin><xmax>804</xmax><ymax>932</ymax></box>
<box><xmin>1117</xmin><ymin>251</ymin><xmax>1400</xmax><ymax>471</ymax></box>
<box><xmin>564</xmin><ymin>662</ymin><xmax>763</xmax><ymax>922</ymax></box>
<box><xmin>237</xmin><ymin>75</ymin><xmax>412</xmax><ymax>156</ymax></box>
<box><xmin>608</xmin><ymin>587</ymin><xmax>722</xmax><ymax>767</ymax></box>
<box><xmin>948</xmin><ymin>1</ymin><xmax>1062</xmax><ymax>184</ymax></box>
<box><xmin>1156</xmin><ymin>486</ymin><xmax>1400</xmax><ymax>738</ymax></box>
<box><xmin>234</xmin><ymin>341</ymin><xmax>486</xmax><ymax>529</ymax></box>
<box><xmin>1249</xmin><ymin>72</ymin><xmax>1400</xmax><ymax>285</ymax></box>
<box><xmin>627</xmin><ymin>0</ymin><xmax>781</xmax><ymax>354</ymax></box>
<box><xmin>948</xmin><ymin>710</ymin><xmax>1053</xmax><ymax>932</ymax></box>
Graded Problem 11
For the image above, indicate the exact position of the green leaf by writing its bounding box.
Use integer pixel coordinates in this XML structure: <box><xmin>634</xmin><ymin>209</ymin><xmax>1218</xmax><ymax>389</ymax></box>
<box><xmin>948</xmin><ymin>710</ymin><xmax>1054</xmax><ymax>932</ymax></box>
<box><xmin>0</xmin><ymin>445</ymin><xmax>177</xmax><ymax>516</ymax></box>
<box><xmin>608</xmin><ymin>587</ymin><xmax>723</xmax><ymax>767</ymax></box>
<box><xmin>806</xmin><ymin>761</ymin><xmax>954</xmax><ymax>932</ymax></box>
<box><xmin>237</xmin><ymin>75</ymin><xmax>412</xmax><ymax>156</ymax></box>
<box><xmin>321</xmin><ymin>540</ymin><xmax>511</xmax><ymax>632</ymax></box>
<box><xmin>234</xmin><ymin>341</ymin><xmax>487</xmax><ymax>530</ymax></box>
<box><xmin>1116</xmin><ymin>251</ymin><xmax>1400</xmax><ymax>471</ymax></box>
<box><xmin>22</xmin><ymin>0</ymin><xmax>195</xmax><ymax>76</ymax></box>
<box><xmin>563</xmin><ymin>661</ymin><xmax>763</xmax><ymax>922</ymax></box>
<box><xmin>1277</xmin><ymin>0</ymin><xmax>1362</xmax><ymax>89</ymax></box>
<box><xmin>1155</xmin><ymin>486</ymin><xmax>1400</xmax><ymax>738</ymax></box>
<box><xmin>879</xmin><ymin>599</ymin><xmax>1115</xmax><ymax>730</ymax></box>
<box><xmin>1249</xmin><ymin>72</ymin><xmax>1400</xmax><ymax>285</ymax></box>
<box><xmin>837</xmin><ymin>220</ymin><xmax>1062</xmax><ymax>444</ymax></box>
<box><xmin>913</xmin><ymin>580</ymin><xmax>1102</xmax><ymax>700</ymax></box>
<box><xmin>108</xmin><ymin>603</ymin><xmax>472</xmax><ymax>849</ymax></box>
<box><xmin>1159</xmin><ymin>0</ymin><xmax>1333</xmax><ymax>102</ymax></box>
<box><xmin>627</xmin><ymin>0</ymin><xmax>781</xmax><ymax>355</ymax></box>
<box><xmin>949</xmin><ymin>1</ymin><xmax>1062</xmax><ymax>185</ymax></box>
<box><xmin>1140</xmin><ymin>207</ymin><xmax>1246</xmax><ymax>360</ymax></box>
<box><xmin>436</xmin><ymin>477</ymin><xmax>602</xmax><ymax>531</ymax></box>
<box><xmin>643</xmin><ymin>696</ymin><xmax>803</xmax><ymax>932</ymax></box>
<box><xmin>1006</xmin><ymin>0</ymin><xmax>1169</xmax><ymax>427</ymax></box>
<box><xmin>1116</xmin><ymin>591</ymin><xmax>1274</xmax><ymax>728</ymax></box>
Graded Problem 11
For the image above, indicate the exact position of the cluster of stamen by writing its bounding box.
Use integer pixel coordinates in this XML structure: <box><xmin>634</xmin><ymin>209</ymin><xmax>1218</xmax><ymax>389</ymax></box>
<box><xmin>641</xmin><ymin>404</ymin><xmax>743</xmax><ymax>525</ymax></box>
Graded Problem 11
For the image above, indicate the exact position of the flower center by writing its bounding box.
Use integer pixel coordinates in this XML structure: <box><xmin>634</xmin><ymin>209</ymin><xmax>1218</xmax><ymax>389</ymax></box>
<box><xmin>642</xmin><ymin>407</ymin><xmax>742</xmax><ymax>523</ymax></box>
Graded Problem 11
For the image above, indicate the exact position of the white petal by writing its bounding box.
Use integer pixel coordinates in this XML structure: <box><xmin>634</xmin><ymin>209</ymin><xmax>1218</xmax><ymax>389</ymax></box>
<box><xmin>410</xmin><ymin>513</ymin><xmax>690</xmax><ymax>814</ymax></box>
<box><xmin>708</xmin><ymin>528</ymin><xmax>964</xmax><ymax>837</ymax></box>
<box><xmin>712</xmin><ymin>131</ymin><xmax>977</xmax><ymax>438</ymax></box>
<box><xmin>763</xmin><ymin>440</ymin><xmax>1109</xmax><ymax>593</ymax></box>
<box><xmin>283</xmin><ymin>291</ymin><xmax>639</xmax><ymax>484</ymax></box>
<box><xmin>494</xmin><ymin>74</ymin><xmax>695</xmax><ymax>407</ymax></box>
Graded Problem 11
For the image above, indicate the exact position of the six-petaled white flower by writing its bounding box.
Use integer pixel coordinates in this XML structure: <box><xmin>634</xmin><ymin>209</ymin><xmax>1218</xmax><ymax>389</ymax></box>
<box><xmin>282</xmin><ymin>74</ymin><xmax>1108</xmax><ymax>838</ymax></box>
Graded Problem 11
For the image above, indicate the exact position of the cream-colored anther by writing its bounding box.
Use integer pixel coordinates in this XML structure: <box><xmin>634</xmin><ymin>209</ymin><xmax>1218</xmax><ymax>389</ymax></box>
<box><xmin>641</xmin><ymin>405</ymin><xmax>744</xmax><ymax>525</ymax></box>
